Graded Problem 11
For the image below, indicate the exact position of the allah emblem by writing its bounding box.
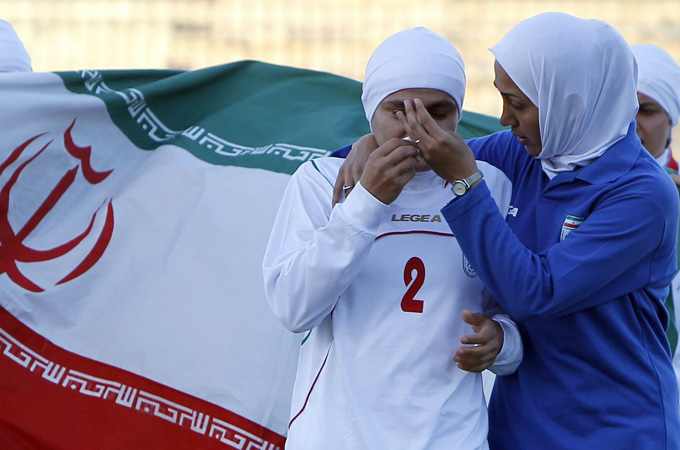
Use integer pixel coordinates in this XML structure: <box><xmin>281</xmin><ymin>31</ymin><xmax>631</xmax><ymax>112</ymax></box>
<box><xmin>0</xmin><ymin>119</ymin><xmax>115</xmax><ymax>292</ymax></box>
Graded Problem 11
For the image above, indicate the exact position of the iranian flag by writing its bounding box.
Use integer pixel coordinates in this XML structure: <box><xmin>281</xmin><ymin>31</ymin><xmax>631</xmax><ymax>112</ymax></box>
<box><xmin>0</xmin><ymin>61</ymin><xmax>505</xmax><ymax>449</ymax></box>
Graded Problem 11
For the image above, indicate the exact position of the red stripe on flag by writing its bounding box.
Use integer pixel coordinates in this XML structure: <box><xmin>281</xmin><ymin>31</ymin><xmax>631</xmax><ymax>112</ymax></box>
<box><xmin>0</xmin><ymin>306</ymin><xmax>285</xmax><ymax>450</ymax></box>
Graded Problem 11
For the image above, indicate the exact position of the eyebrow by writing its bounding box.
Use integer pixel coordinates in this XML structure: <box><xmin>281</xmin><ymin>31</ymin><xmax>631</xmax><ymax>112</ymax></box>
<box><xmin>493</xmin><ymin>81</ymin><xmax>523</xmax><ymax>100</ymax></box>
<box><xmin>383</xmin><ymin>99</ymin><xmax>456</xmax><ymax>109</ymax></box>
<box><xmin>426</xmin><ymin>100</ymin><xmax>456</xmax><ymax>110</ymax></box>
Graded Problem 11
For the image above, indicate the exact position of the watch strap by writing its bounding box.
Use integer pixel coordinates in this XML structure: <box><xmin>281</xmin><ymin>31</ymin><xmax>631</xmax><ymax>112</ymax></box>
<box><xmin>451</xmin><ymin>170</ymin><xmax>483</xmax><ymax>197</ymax></box>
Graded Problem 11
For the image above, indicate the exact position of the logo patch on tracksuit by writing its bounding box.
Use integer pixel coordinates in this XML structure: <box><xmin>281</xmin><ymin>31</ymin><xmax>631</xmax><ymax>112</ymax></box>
<box><xmin>560</xmin><ymin>215</ymin><xmax>584</xmax><ymax>241</ymax></box>
<box><xmin>462</xmin><ymin>254</ymin><xmax>477</xmax><ymax>278</ymax></box>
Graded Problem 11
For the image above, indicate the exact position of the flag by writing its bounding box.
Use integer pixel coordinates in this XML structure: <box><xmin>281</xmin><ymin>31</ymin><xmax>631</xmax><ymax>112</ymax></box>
<box><xmin>0</xmin><ymin>61</ymin><xmax>505</xmax><ymax>449</ymax></box>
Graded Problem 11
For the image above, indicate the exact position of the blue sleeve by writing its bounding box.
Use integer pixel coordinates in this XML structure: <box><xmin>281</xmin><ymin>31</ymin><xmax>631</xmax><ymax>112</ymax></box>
<box><xmin>441</xmin><ymin>180</ymin><xmax>677</xmax><ymax>321</ymax></box>
<box><xmin>467</xmin><ymin>131</ymin><xmax>531</xmax><ymax>183</ymax></box>
<box><xmin>330</xmin><ymin>145</ymin><xmax>352</xmax><ymax>158</ymax></box>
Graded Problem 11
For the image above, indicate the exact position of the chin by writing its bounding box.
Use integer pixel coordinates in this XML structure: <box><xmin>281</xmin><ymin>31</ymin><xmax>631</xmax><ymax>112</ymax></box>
<box><xmin>526</xmin><ymin>145</ymin><xmax>542</xmax><ymax>157</ymax></box>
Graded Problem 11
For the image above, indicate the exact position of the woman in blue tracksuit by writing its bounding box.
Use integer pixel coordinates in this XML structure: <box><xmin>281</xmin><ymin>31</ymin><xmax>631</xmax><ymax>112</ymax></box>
<box><xmin>333</xmin><ymin>12</ymin><xmax>680</xmax><ymax>450</ymax></box>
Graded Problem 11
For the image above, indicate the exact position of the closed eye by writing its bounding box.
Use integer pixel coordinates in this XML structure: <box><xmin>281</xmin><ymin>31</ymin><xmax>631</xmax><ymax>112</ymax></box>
<box><xmin>639</xmin><ymin>106</ymin><xmax>661</xmax><ymax>115</ymax></box>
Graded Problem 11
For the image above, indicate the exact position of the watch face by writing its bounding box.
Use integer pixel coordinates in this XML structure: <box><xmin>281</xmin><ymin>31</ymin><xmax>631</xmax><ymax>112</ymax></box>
<box><xmin>453</xmin><ymin>181</ymin><xmax>467</xmax><ymax>196</ymax></box>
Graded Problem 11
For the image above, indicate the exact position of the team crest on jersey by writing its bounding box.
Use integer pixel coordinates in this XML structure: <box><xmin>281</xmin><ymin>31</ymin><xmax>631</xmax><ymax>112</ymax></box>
<box><xmin>560</xmin><ymin>215</ymin><xmax>584</xmax><ymax>241</ymax></box>
<box><xmin>462</xmin><ymin>254</ymin><xmax>477</xmax><ymax>278</ymax></box>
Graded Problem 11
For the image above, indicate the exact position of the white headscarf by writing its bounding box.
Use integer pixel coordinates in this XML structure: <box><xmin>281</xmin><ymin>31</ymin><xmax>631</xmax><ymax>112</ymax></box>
<box><xmin>0</xmin><ymin>20</ymin><xmax>31</xmax><ymax>72</ymax></box>
<box><xmin>491</xmin><ymin>13</ymin><xmax>638</xmax><ymax>178</ymax></box>
<box><xmin>361</xmin><ymin>27</ymin><xmax>465</xmax><ymax>127</ymax></box>
<box><xmin>633</xmin><ymin>44</ymin><xmax>680</xmax><ymax>127</ymax></box>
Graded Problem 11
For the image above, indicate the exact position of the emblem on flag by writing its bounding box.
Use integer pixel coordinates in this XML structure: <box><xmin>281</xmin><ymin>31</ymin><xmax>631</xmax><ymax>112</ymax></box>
<box><xmin>0</xmin><ymin>119</ymin><xmax>115</xmax><ymax>293</ymax></box>
<box><xmin>560</xmin><ymin>215</ymin><xmax>584</xmax><ymax>241</ymax></box>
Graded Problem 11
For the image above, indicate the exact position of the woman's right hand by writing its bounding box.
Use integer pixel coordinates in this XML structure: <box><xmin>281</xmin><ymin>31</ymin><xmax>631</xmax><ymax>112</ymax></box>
<box><xmin>332</xmin><ymin>134</ymin><xmax>379</xmax><ymax>205</ymax></box>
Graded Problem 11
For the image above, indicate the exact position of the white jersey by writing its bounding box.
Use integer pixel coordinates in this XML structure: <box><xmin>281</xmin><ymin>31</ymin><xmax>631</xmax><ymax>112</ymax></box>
<box><xmin>263</xmin><ymin>157</ymin><xmax>523</xmax><ymax>450</ymax></box>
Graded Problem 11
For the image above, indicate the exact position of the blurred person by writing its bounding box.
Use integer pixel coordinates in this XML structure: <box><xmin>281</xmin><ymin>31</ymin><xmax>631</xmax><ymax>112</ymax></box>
<box><xmin>0</xmin><ymin>19</ymin><xmax>31</xmax><ymax>72</ymax></box>
<box><xmin>634</xmin><ymin>44</ymin><xmax>680</xmax><ymax>176</ymax></box>
<box><xmin>263</xmin><ymin>28</ymin><xmax>522</xmax><ymax>450</ymax></box>
<box><xmin>634</xmin><ymin>43</ymin><xmax>680</xmax><ymax>401</ymax></box>
<box><xmin>333</xmin><ymin>13</ymin><xmax>680</xmax><ymax>450</ymax></box>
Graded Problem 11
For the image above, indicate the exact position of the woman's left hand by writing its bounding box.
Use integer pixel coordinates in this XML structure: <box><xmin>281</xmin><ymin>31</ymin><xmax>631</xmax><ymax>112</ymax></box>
<box><xmin>454</xmin><ymin>310</ymin><xmax>504</xmax><ymax>372</ymax></box>
<box><xmin>398</xmin><ymin>98</ymin><xmax>478</xmax><ymax>182</ymax></box>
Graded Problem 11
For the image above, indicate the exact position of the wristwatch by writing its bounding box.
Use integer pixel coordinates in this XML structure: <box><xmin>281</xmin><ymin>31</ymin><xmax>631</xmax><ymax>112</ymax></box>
<box><xmin>450</xmin><ymin>171</ymin><xmax>484</xmax><ymax>197</ymax></box>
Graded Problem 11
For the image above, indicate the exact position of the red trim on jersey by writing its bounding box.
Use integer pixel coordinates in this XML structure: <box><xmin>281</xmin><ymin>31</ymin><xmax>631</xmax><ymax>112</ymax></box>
<box><xmin>288</xmin><ymin>344</ymin><xmax>332</xmax><ymax>429</ymax></box>
<box><xmin>0</xmin><ymin>306</ymin><xmax>285</xmax><ymax>450</ymax></box>
<box><xmin>375</xmin><ymin>230</ymin><xmax>455</xmax><ymax>241</ymax></box>
<box><xmin>667</xmin><ymin>155</ymin><xmax>679</xmax><ymax>172</ymax></box>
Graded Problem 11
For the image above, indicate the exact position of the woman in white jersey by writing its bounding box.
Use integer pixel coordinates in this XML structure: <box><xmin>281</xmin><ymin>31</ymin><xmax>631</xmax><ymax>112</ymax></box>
<box><xmin>263</xmin><ymin>28</ymin><xmax>523</xmax><ymax>450</ymax></box>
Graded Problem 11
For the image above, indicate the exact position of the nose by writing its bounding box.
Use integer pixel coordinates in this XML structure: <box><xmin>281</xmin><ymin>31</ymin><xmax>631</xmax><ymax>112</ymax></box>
<box><xmin>397</xmin><ymin>123</ymin><xmax>409</xmax><ymax>140</ymax></box>
<box><xmin>499</xmin><ymin>103</ymin><xmax>517</xmax><ymax>128</ymax></box>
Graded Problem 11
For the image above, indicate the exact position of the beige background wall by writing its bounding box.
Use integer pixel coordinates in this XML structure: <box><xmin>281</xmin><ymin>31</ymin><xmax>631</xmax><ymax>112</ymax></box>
<box><xmin>6</xmin><ymin>0</ymin><xmax>680</xmax><ymax>144</ymax></box>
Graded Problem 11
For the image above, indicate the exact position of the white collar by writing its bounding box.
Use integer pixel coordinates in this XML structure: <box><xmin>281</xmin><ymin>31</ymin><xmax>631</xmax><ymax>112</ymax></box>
<box><xmin>655</xmin><ymin>147</ymin><xmax>671</xmax><ymax>167</ymax></box>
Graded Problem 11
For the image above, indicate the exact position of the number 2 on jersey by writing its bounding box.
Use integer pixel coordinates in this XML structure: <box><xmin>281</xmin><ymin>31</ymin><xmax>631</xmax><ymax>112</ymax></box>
<box><xmin>401</xmin><ymin>257</ymin><xmax>425</xmax><ymax>313</ymax></box>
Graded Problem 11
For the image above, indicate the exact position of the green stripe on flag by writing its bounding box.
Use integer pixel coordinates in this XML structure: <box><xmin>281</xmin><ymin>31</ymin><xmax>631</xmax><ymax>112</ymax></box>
<box><xmin>57</xmin><ymin>61</ymin><xmax>504</xmax><ymax>175</ymax></box>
